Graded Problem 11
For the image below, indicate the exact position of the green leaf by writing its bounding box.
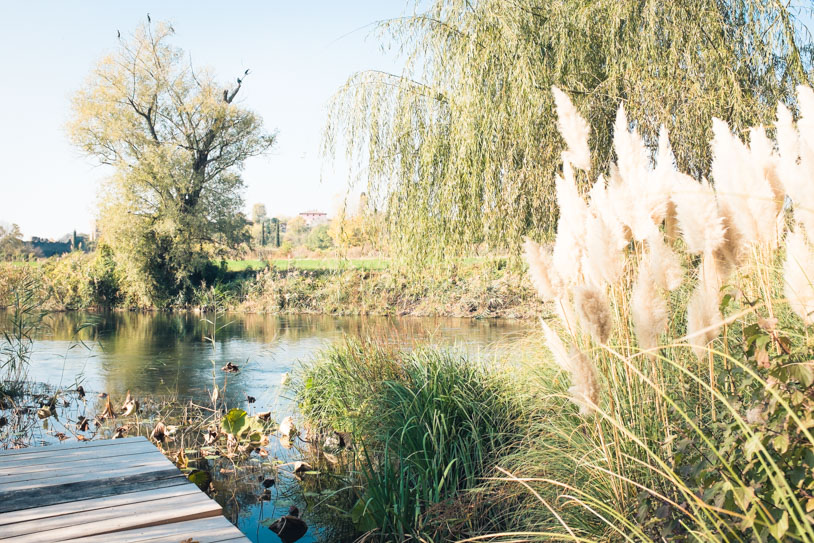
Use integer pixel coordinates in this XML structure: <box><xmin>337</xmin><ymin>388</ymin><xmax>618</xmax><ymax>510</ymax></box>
<box><xmin>732</xmin><ymin>486</ymin><xmax>755</xmax><ymax>510</ymax></box>
<box><xmin>772</xmin><ymin>434</ymin><xmax>790</xmax><ymax>454</ymax></box>
<box><xmin>768</xmin><ymin>511</ymin><xmax>789</xmax><ymax>540</ymax></box>
<box><xmin>719</xmin><ymin>293</ymin><xmax>733</xmax><ymax>313</ymax></box>
<box><xmin>187</xmin><ymin>469</ymin><xmax>211</xmax><ymax>491</ymax></box>
<box><xmin>350</xmin><ymin>497</ymin><xmax>379</xmax><ymax>531</ymax></box>
<box><xmin>744</xmin><ymin>434</ymin><xmax>762</xmax><ymax>460</ymax></box>
<box><xmin>785</xmin><ymin>362</ymin><xmax>814</xmax><ymax>387</ymax></box>
<box><xmin>221</xmin><ymin>408</ymin><xmax>248</xmax><ymax>436</ymax></box>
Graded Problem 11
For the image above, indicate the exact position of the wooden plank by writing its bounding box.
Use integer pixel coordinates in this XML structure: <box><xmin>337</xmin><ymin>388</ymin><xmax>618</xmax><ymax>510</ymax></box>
<box><xmin>0</xmin><ymin>470</ymin><xmax>187</xmax><ymax>514</ymax></box>
<box><xmin>0</xmin><ymin>460</ymin><xmax>178</xmax><ymax>493</ymax></box>
<box><xmin>0</xmin><ymin>490</ymin><xmax>221</xmax><ymax>540</ymax></box>
<box><xmin>0</xmin><ymin>483</ymin><xmax>200</xmax><ymax>526</ymax></box>
<box><xmin>0</xmin><ymin>440</ymin><xmax>159</xmax><ymax>471</ymax></box>
<box><xmin>0</xmin><ymin>436</ymin><xmax>250</xmax><ymax>542</ymax></box>
<box><xmin>65</xmin><ymin>516</ymin><xmax>251</xmax><ymax>542</ymax></box>
<box><xmin>0</xmin><ymin>449</ymin><xmax>162</xmax><ymax>481</ymax></box>
<box><xmin>0</xmin><ymin>437</ymin><xmax>146</xmax><ymax>459</ymax></box>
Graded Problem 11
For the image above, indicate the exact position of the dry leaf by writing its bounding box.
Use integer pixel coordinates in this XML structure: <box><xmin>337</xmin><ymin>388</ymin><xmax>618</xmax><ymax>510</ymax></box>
<box><xmin>151</xmin><ymin>422</ymin><xmax>166</xmax><ymax>443</ymax></box>
<box><xmin>100</xmin><ymin>397</ymin><xmax>115</xmax><ymax>419</ymax></box>
<box><xmin>221</xmin><ymin>362</ymin><xmax>239</xmax><ymax>373</ymax></box>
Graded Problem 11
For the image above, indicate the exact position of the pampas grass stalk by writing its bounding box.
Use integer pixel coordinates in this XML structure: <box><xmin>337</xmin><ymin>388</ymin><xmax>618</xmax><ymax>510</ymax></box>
<box><xmin>784</xmin><ymin>229</ymin><xmax>814</xmax><ymax>325</ymax></box>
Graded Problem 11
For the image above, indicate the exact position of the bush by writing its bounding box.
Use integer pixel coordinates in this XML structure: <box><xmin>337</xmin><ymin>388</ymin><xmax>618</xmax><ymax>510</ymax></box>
<box><xmin>42</xmin><ymin>246</ymin><xmax>121</xmax><ymax>309</ymax></box>
<box><xmin>293</xmin><ymin>338</ymin><xmax>526</xmax><ymax>541</ymax></box>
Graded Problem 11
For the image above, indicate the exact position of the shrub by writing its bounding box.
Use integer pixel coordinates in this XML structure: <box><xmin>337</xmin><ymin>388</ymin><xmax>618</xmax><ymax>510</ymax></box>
<box><xmin>42</xmin><ymin>246</ymin><xmax>122</xmax><ymax>309</ymax></box>
<box><xmin>293</xmin><ymin>338</ymin><xmax>526</xmax><ymax>541</ymax></box>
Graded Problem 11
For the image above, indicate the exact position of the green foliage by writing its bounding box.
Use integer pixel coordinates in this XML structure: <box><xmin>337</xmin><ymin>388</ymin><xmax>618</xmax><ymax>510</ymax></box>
<box><xmin>0</xmin><ymin>224</ymin><xmax>26</xmax><ymax>261</ymax></box>
<box><xmin>293</xmin><ymin>338</ymin><xmax>525</xmax><ymax>541</ymax></box>
<box><xmin>241</xmin><ymin>260</ymin><xmax>539</xmax><ymax>317</ymax></box>
<box><xmin>327</xmin><ymin>0</ymin><xmax>813</xmax><ymax>266</ymax></box>
<box><xmin>0</xmin><ymin>271</ymin><xmax>47</xmax><ymax>397</ymax></box>
<box><xmin>42</xmin><ymin>246</ymin><xmax>121</xmax><ymax>309</ymax></box>
<box><xmin>220</xmin><ymin>407</ymin><xmax>249</xmax><ymax>436</ymax></box>
<box><xmin>306</xmin><ymin>224</ymin><xmax>334</xmax><ymax>251</ymax></box>
<box><xmin>68</xmin><ymin>21</ymin><xmax>274</xmax><ymax>306</ymax></box>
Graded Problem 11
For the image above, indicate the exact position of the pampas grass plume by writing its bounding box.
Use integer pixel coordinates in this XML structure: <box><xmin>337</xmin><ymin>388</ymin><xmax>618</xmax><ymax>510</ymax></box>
<box><xmin>671</xmin><ymin>175</ymin><xmax>725</xmax><ymax>255</ymax></box>
<box><xmin>784</xmin><ymin>230</ymin><xmax>814</xmax><ymax>325</ymax></box>
<box><xmin>574</xmin><ymin>284</ymin><xmax>613</xmax><ymax>343</ymax></box>
<box><xmin>541</xmin><ymin>319</ymin><xmax>599</xmax><ymax>415</ymax></box>
<box><xmin>648</xmin><ymin>233</ymin><xmax>684</xmax><ymax>291</ymax></box>
<box><xmin>711</xmin><ymin>118</ymin><xmax>779</xmax><ymax>248</ymax></box>
<box><xmin>552</xmin><ymin>86</ymin><xmax>591</xmax><ymax>171</ymax></box>
<box><xmin>522</xmin><ymin>237</ymin><xmax>563</xmax><ymax>301</ymax></box>
<box><xmin>687</xmin><ymin>253</ymin><xmax>723</xmax><ymax>359</ymax></box>
<box><xmin>631</xmin><ymin>259</ymin><xmax>668</xmax><ymax>358</ymax></box>
<box><xmin>552</xmin><ymin>163</ymin><xmax>588</xmax><ymax>285</ymax></box>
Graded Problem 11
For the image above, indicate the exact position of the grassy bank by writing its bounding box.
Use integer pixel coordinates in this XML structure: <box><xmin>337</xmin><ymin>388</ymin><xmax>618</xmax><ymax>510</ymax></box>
<box><xmin>0</xmin><ymin>256</ymin><xmax>542</xmax><ymax>318</ymax></box>
<box><xmin>226</xmin><ymin>257</ymin><xmax>389</xmax><ymax>272</ymax></box>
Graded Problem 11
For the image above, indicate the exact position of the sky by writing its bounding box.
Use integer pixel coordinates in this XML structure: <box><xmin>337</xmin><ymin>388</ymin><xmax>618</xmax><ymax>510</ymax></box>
<box><xmin>0</xmin><ymin>1</ymin><xmax>411</xmax><ymax>239</ymax></box>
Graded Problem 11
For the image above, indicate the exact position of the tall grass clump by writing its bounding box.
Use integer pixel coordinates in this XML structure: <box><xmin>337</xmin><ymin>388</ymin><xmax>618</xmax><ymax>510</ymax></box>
<box><xmin>293</xmin><ymin>338</ymin><xmax>526</xmax><ymax>541</ymax></box>
<box><xmin>1</xmin><ymin>271</ymin><xmax>47</xmax><ymax>398</ymax></box>
<box><xmin>490</xmin><ymin>87</ymin><xmax>814</xmax><ymax>541</ymax></box>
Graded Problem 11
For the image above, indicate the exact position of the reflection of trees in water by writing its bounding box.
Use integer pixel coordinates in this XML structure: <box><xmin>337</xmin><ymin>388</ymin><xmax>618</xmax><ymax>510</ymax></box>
<box><xmin>3</xmin><ymin>310</ymin><xmax>526</xmax><ymax>347</ymax></box>
<box><xmin>0</xmin><ymin>310</ymin><xmax>529</xmax><ymax>402</ymax></box>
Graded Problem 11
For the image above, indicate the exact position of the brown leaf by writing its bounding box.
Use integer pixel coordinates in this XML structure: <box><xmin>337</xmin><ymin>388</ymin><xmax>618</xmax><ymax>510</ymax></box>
<box><xmin>221</xmin><ymin>362</ymin><xmax>239</xmax><ymax>373</ymax></box>
<box><xmin>151</xmin><ymin>422</ymin><xmax>166</xmax><ymax>443</ymax></box>
<box><xmin>758</xmin><ymin>316</ymin><xmax>778</xmax><ymax>332</ymax></box>
<box><xmin>77</xmin><ymin>416</ymin><xmax>90</xmax><ymax>432</ymax></box>
<box><xmin>204</xmin><ymin>428</ymin><xmax>218</xmax><ymax>445</ymax></box>
<box><xmin>174</xmin><ymin>448</ymin><xmax>188</xmax><ymax>469</ymax></box>
<box><xmin>113</xmin><ymin>426</ymin><xmax>128</xmax><ymax>439</ymax></box>
<box><xmin>100</xmin><ymin>397</ymin><xmax>115</xmax><ymax>419</ymax></box>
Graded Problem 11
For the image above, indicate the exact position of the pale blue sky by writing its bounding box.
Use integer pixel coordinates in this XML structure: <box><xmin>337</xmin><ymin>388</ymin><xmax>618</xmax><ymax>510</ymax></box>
<box><xmin>0</xmin><ymin>1</ymin><xmax>410</xmax><ymax>239</ymax></box>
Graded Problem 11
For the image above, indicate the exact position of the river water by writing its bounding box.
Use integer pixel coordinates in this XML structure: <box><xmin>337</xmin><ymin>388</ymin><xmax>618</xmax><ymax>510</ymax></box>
<box><xmin>1</xmin><ymin>311</ymin><xmax>532</xmax><ymax>542</ymax></box>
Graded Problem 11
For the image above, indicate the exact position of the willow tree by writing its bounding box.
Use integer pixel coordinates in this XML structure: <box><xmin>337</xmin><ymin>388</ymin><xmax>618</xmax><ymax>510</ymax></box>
<box><xmin>326</xmin><ymin>0</ymin><xmax>813</xmax><ymax>266</ymax></box>
<box><xmin>69</xmin><ymin>21</ymin><xmax>275</xmax><ymax>306</ymax></box>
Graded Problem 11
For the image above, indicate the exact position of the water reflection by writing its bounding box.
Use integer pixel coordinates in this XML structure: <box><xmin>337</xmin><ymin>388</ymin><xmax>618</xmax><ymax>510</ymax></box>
<box><xmin>1</xmin><ymin>311</ymin><xmax>531</xmax><ymax>406</ymax></box>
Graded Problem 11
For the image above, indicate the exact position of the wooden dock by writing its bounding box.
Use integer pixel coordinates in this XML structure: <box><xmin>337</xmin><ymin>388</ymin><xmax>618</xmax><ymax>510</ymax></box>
<box><xmin>0</xmin><ymin>436</ymin><xmax>250</xmax><ymax>542</ymax></box>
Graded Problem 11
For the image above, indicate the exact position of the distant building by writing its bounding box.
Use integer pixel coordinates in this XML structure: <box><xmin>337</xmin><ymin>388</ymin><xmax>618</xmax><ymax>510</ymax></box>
<box><xmin>299</xmin><ymin>210</ymin><xmax>328</xmax><ymax>227</ymax></box>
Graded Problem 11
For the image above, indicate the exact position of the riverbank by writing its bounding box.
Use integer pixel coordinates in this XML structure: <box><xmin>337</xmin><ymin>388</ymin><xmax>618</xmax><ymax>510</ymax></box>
<box><xmin>1</xmin><ymin>256</ymin><xmax>544</xmax><ymax>318</ymax></box>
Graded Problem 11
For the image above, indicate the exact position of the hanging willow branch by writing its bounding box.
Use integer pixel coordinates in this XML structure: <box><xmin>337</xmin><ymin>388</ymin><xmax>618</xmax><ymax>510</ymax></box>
<box><xmin>324</xmin><ymin>0</ymin><xmax>814</xmax><ymax>268</ymax></box>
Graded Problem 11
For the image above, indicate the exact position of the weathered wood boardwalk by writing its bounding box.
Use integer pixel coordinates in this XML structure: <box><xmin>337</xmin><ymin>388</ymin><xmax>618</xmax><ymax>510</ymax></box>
<box><xmin>0</xmin><ymin>436</ymin><xmax>250</xmax><ymax>542</ymax></box>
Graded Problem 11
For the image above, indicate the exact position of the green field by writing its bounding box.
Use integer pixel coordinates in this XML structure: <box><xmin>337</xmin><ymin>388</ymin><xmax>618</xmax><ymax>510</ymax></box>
<box><xmin>226</xmin><ymin>258</ymin><xmax>389</xmax><ymax>272</ymax></box>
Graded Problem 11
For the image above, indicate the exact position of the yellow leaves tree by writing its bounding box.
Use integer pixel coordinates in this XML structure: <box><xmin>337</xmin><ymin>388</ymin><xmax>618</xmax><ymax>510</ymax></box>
<box><xmin>68</xmin><ymin>21</ymin><xmax>275</xmax><ymax>306</ymax></box>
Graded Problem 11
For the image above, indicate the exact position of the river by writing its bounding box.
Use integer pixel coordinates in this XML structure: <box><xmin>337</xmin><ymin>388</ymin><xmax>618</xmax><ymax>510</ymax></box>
<box><xmin>1</xmin><ymin>311</ymin><xmax>532</xmax><ymax>542</ymax></box>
